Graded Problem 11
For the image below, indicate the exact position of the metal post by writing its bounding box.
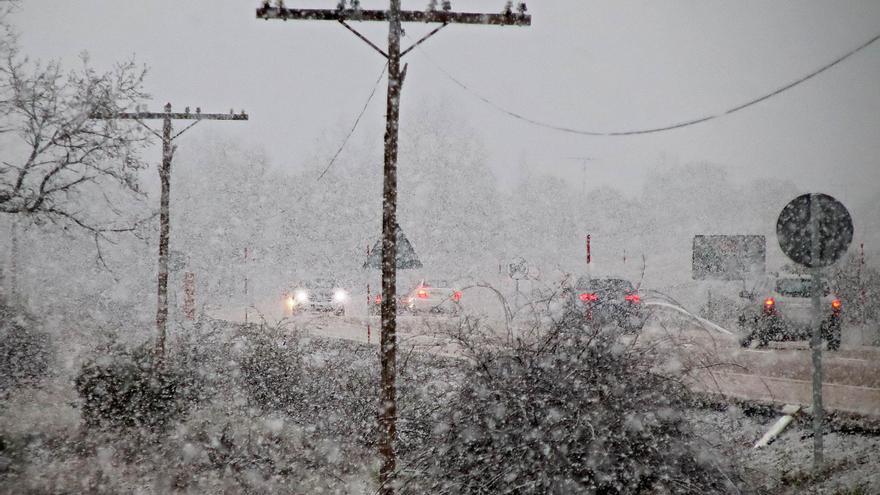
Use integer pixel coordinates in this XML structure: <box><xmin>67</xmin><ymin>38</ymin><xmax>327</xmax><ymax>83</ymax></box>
<box><xmin>586</xmin><ymin>234</ymin><xmax>592</xmax><ymax>266</ymax></box>
<box><xmin>244</xmin><ymin>246</ymin><xmax>249</xmax><ymax>324</ymax></box>
<box><xmin>9</xmin><ymin>218</ymin><xmax>18</xmax><ymax>301</ymax></box>
<box><xmin>184</xmin><ymin>272</ymin><xmax>196</xmax><ymax>320</ymax></box>
<box><xmin>859</xmin><ymin>242</ymin><xmax>866</xmax><ymax>324</ymax></box>
<box><xmin>809</xmin><ymin>193</ymin><xmax>824</xmax><ymax>468</ymax></box>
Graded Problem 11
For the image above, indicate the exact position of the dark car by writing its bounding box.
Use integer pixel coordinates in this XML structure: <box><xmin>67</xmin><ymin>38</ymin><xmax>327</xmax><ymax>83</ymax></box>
<box><xmin>368</xmin><ymin>283</ymin><xmax>411</xmax><ymax>316</ymax></box>
<box><xmin>563</xmin><ymin>276</ymin><xmax>647</xmax><ymax>332</ymax></box>
<box><xmin>738</xmin><ymin>276</ymin><xmax>842</xmax><ymax>350</ymax></box>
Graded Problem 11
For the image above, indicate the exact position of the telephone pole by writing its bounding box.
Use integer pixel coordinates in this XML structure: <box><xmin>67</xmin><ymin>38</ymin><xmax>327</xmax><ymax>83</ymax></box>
<box><xmin>256</xmin><ymin>3</ymin><xmax>529</xmax><ymax>492</ymax></box>
<box><xmin>90</xmin><ymin>104</ymin><xmax>248</xmax><ymax>365</ymax></box>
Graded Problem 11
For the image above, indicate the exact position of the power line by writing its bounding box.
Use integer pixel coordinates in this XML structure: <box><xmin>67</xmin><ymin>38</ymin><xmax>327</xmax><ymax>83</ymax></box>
<box><xmin>317</xmin><ymin>63</ymin><xmax>387</xmax><ymax>181</ymax></box>
<box><xmin>413</xmin><ymin>30</ymin><xmax>880</xmax><ymax>137</ymax></box>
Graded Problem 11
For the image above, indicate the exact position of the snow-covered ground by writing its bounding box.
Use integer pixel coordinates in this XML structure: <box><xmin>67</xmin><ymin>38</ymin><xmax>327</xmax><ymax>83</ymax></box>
<box><xmin>692</xmin><ymin>407</ymin><xmax>880</xmax><ymax>494</ymax></box>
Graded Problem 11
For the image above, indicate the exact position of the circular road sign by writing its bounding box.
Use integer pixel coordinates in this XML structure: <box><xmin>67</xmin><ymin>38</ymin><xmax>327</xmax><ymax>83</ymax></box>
<box><xmin>508</xmin><ymin>257</ymin><xmax>529</xmax><ymax>280</ymax></box>
<box><xmin>776</xmin><ymin>193</ymin><xmax>853</xmax><ymax>268</ymax></box>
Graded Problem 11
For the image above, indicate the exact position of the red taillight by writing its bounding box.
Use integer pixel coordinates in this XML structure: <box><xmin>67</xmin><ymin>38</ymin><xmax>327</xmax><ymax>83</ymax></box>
<box><xmin>417</xmin><ymin>289</ymin><xmax>429</xmax><ymax>299</ymax></box>
<box><xmin>579</xmin><ymin>292</ymin><xmax>598</xmax><ymax>302</ymax></box>
<box><xmin>625</xmin><ymin>293</ymin><xmax>640</xmax><ymax>303</ymax></box>
<box><xmin>764</xmin><ymin>297</ymin><xmax>775</xmax><ymax>307</ymax></box>
<box><xmin>831</xmin><ymin>299</ymin><xmax>842</xmax><ymax>310</ymax></box>
<box><xmin>375</xmin><ymin>295</ymin><xmax>382</xmax><ymax>304</ymax></box>
<box><xmin>452</xmin><ymin>291</ymin><xmax>462</xmax><ymax>302</ymax></box>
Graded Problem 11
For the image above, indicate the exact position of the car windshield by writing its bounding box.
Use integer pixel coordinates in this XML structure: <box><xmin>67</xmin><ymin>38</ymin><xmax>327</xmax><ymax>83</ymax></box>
<box><xmin>591</xmin><ymin>279</ymin><xmax>635</xmax><ymax>295</ymax></box>
<box><xmin>775</xmin><ymin>278</ymin><xmax>830</xmax><ymax>297</ymax></box>
<box><xmin>574</xmin><ymin>277</ymin><xmax>634</xmax><ymax>295</ymax></box>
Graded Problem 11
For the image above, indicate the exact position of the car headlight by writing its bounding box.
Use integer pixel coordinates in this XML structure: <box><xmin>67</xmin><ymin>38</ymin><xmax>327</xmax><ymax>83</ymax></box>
<box><xmin>294</xmin><ymin>290</ymin><xmax>309</xmax><ymax>303</ymax></box>
<box><xmin>333</xmin><ymin>289</ymin><xmax>349</xmax><ymax>302</ymax></box>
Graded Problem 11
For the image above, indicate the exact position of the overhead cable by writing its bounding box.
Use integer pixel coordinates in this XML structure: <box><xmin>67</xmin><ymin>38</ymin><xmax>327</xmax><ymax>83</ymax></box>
<box><xmin>413</xmin><ymin>30</ymin><xmax>880</xmax><ymax>136</ymax></box>
<box><xmin>317</xmin><ymin>63</ymin><xmax>388</xmax><ymax>181</ymax></box>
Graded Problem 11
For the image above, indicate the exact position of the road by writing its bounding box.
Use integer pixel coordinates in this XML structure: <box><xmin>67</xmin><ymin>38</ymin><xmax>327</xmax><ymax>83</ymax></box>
<box><xmin>208</xmin><ymin>301</ymin><xmax>880</xmax><ymax>419</ymax></box>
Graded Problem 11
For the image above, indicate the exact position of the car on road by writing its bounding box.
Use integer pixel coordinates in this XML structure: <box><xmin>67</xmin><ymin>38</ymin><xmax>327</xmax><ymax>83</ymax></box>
<box><xmin>286</xmin><ymin>278</ymin><xmax>350</xmax><ymax>316</ymax></box>
<box><xmin>401</xmin><ymin>279</ymin><xmax>463</xmax><ymax>315</ymax></box>
<box><xmin>368</xmin><ymin>282</ymin><xmax>412</xmax><ymax>315</ymax></box>
<box><xmin>562</xmin><ymin>276</ymin><xmax>647</xmax><ymax>332</ymax></box>
<box><xmin>738</xmin><ymin>276</ymin><xmax>842</xmax><ymax>350</ymax></box>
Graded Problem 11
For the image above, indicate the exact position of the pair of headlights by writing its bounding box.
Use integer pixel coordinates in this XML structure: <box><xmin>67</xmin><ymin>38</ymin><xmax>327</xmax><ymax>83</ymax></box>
<box><xmin>288</xmin><ymin>289</ymin><xmax>349</xmax><ymax>305</ymax></box>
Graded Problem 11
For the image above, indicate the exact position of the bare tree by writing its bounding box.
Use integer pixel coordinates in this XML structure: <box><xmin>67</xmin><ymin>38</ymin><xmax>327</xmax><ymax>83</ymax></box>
<box><xmin>0</xmin><ymin>4</ymin><xmax>151</xmax><ymax>237</ymax></box>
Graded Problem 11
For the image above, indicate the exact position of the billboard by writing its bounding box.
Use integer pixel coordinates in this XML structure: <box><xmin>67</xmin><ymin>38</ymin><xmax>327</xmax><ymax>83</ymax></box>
<box><xmin>692</xmin><ymin>235</ymin><xmax>766</xmax><ymax>280</ymax></box>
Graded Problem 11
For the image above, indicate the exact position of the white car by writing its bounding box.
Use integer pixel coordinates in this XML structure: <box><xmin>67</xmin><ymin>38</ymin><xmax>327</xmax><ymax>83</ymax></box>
<box><xmin>401</xmin><ymin>280</ymin><xmax>463</xmax><ymax>315</ymax></box>
<box><xmin>285</xmin><ymin>278</ymin><xmax>349</xmax><ymax>316</ymax></box>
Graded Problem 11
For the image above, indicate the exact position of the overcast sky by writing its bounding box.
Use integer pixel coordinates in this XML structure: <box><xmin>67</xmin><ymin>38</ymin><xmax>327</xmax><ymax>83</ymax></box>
<box><xmin>12</xmin><ymin>1</ymin><xmax>880</xmax><ymax>205</ymax></box>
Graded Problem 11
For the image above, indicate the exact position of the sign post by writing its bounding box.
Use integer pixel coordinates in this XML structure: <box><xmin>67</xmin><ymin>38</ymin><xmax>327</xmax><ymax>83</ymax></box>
<box><xmin>508</xmin><ymin>256</ymin><xmax>529</xmax><ymax>307</ymax></box>
<box><xmin>776</xmin><ymin>193</ymin><xmax>853</xmax><ymax>469</ymax></box>
<box><xmin>183</xmin><ymin>272</ymin><xmax>196</xmax><ymax>320</ymax></box>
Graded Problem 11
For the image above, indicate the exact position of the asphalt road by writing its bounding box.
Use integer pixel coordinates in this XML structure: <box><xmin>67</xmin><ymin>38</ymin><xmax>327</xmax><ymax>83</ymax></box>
<box><xmin>208</xmin><ymin>301</ymin><xmax>880</xmax><ymax>418</ymax></box>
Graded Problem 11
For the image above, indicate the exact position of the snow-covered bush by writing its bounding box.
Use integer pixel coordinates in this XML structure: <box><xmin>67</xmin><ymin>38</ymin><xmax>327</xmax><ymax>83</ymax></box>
<box><xmin>237</xmin><ymin>324</ymin><xmax>307</xmax><ymax>412</ymax></box>
<box><xmin>399</xmin><ymin>321</ymin><xmax>747</xmax><ymax>494</ymax></box>
<box><xmin>74</xmin><ymin>342</ymin><xmax>199</xmax><ymax>430</ymax></box>
<box><xmin>0</xmin><ymin>295</ymin><xmax>51</xmax><ymax>395</ymax></box>
<box><xmin>235</xmin><ymin>322</ymin><xmax>459</xmax><ymax>453</ymax></box>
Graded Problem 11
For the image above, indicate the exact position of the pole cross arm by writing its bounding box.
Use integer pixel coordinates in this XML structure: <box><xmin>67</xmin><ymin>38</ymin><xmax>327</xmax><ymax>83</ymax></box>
<box><xmin>89</xmin><ymin>112</ymin><xmax>249</xmax><ymax>121</ymax></box>
<box><xmin>256</xmin><ymin>7</ymin><xmax>531</xmax><ymax>26</ymax></box>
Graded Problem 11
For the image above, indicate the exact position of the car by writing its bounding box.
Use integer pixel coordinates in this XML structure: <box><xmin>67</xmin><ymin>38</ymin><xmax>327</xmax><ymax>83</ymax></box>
<box><xmin>562</xmin><ymin>276</ymin><xmax>647</xmax><ymax>332</ymax></box>
<box><xmin>285</xmin><ymin>278</ymin><xmax>349</xmax><ymax>316</ymax></box>
<box><xmin>401</xmin><ymin>279</ymin><xmax>463</xmax><ymax>315</ymax></box>
<box><xmin>738</xmin><ymin>276</ymin><xmax>842</xmax><ymax>350</ymax></box>
<box><xmin>368</xmin><ymin>282</ymin><xmax>412</xmax><ymax>315</ymax></box>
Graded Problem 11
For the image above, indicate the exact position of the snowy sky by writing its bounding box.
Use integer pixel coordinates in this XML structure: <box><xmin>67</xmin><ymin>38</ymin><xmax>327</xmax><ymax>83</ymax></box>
<box><xmin>12</xmin><ymin>1</ymin><xmax>880</xmax><ymax>204</ymax></box>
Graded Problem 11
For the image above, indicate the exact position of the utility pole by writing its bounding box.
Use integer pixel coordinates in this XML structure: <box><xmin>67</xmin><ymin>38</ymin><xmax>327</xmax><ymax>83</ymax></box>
<box><xmin>256</xmin><ymin>3</ymin><xmax>529</xmax><ymax>492</ymax></box>
<box><xmin>90</xmin><ymin>104</ymin><xmax>248</xmax><ymax>366</ymax></box>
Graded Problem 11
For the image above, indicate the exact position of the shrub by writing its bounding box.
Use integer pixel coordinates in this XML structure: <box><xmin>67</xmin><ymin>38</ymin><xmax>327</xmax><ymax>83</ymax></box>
<box><xmin>75</xmin><ymin>342</ymin><xmax>190</xmax><ymax>430</ymax></box>
<box><xmin>0</xmin><ymin>296</ymin><xmax>51</xmax><ymax>395</ymax></box>
<box><xmin>400</xmin><ymin>323</ymin><xmax>747</xmax><ymax>494</ymax></box>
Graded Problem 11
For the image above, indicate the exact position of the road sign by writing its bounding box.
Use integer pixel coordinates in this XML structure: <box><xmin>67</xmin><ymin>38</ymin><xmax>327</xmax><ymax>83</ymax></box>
<box><xmin>692</xmin><ymin>235</ymin><xmax>766</xmax><ymax>280</ymax></box>
<box><xmin>364</xmin><ymin>225</ymin><xmax>423</xmax><ymax>270</ymax></box>
<box><xmin>776</xmin><ymin>192</ymin><xmax>853</xmax><ymax>470</ymax></box>
<box><xmin>777</xmin><ymin>194</ymin><xmax>853</xmax><ymax>268</ymax></box>
<box><xmin>508</xmin><ymin>257</ymin><xmax>529</xmax><ymax>280</ymax></box>
<box><xmin>169</xmin><ymin>250</ymin><xmax>187</xmax><ymax>272</ymax></box>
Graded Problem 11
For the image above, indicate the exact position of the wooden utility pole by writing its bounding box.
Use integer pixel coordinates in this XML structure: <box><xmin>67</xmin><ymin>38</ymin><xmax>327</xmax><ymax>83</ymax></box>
<box><xmin>90</xmin><ymin>104</ymin><xmax>248</xmax><ymax>365</ymax></box>
<box><xmin>256</xmin><ymin>3</ymin><xmax>529</xmax><ymax>492</ymax></box>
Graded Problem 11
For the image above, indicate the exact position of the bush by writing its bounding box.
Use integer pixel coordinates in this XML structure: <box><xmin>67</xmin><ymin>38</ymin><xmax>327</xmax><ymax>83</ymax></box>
<box><xmin>235</xmin><ymin>322</ymin><xmax>461</xmax><ymax>456</ymax></box>
<box><xmin>399</xmin><ymin>323</ymin><xmax>747</xmax><ymax>494</ymax></box>
<box><xmin>74</xmin><ymin>342</ymin><xmax>192</xmax><ymax>430</ymax></box>
<box><xmin>0</xmin><ymin>296</ymin><xmax>51</xmax><ymax>395</ymax></box>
